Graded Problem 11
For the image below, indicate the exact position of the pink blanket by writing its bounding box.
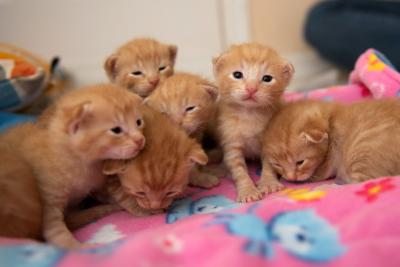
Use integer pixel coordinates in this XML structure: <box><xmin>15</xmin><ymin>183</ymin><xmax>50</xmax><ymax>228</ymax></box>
<box><xmin>1</xmin><ymin>49</ymin><xmax>400</xmax><ymax>267</ymax></box>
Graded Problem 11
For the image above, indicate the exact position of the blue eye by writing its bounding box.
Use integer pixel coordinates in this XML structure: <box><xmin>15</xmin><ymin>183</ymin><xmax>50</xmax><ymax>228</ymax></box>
<box><xmin>232</xmin><ymin>71</ymin><xmax>243</xmax><ymax>79</ymax></box>
<box><xmin>296</xmin><ymin>233</ymin><xmax>306</xmax><ymax>242</ymax></box>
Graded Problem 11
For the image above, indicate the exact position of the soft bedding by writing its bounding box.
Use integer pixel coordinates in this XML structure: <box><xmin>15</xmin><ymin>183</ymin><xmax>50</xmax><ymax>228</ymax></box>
<box><xmin>1</xmin><ymin>49</ymin><xmax>400</xmax><ymax>267</ymax></box>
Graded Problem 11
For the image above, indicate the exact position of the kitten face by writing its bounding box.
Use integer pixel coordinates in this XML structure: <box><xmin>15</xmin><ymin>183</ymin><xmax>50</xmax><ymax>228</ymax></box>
<box><xmin>266</xmin><ymin>132</ymin><xmax>328</xmax><ymax>182</ymax></box>
<box><xmin>105</xmin><ymin>38</ymin><xmax>177</xmax><ymax>97</ymax></box>
<box><xmin>213</xmin><ymin>43</ymin><xmax>293</xmax><ymax>108</ymax></box>
<box><xmin>145</xmin><ymin>73</ymin><xmax>218</xmax><ymax>135</ymax></box>
<box><xmin>263</xmin><ymin>101</ymin><xmax>331</xmax><ymax>182</ymax></box>
<box><xmin>55</xmin><ymin>84</ymin><xmax>146</xmax><ymax>161</ymax></box>
<box><xmin>103</xmin><ymin>106</ymin><xmax>208</xmax><ymax>210</ymax></box>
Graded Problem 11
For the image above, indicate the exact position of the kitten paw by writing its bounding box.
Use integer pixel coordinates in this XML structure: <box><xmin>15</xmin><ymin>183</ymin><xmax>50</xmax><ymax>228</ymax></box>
<box><xmin>257</xmin><ymin>180</ymin><xmax>285</xmax><ymax>194</ymax></box>
<box><xmin>237</xmin><ymin>184</ymin><xmax>264</xmax><ymax>203</ymax></box>
<box><xmin>190</xmin><ymin>173</ymin><xmax>220</xmax><ymax>189</ymax></box>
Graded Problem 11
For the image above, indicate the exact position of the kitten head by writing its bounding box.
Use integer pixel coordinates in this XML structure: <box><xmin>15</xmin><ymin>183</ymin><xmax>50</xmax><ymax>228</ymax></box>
<box><xmin>213</xmin><ymin>43</ymin><xmax>293</xmax><ymax>108</ymax></box>
<box><xmin>47</xmin><ymin>84</ymin><xmax>146</xmax><ymax>161</ymax></box>
<box><xmin>104</xmin><ymin>38</ymin><xmax>177</xmax><ymax>97</ymax></box>
<box><xmin>103</xmin><ymin>106</ymin><xmax>208</xmax><ymax>210</ymax></box>
<box><xmin>263</xmin><ymin>101</ymin><xmax>331</xmax><ymax>182</ymax></box>
<box><xmin>145</xmin><ymin>73</ymin><xmax>218</xmax><ymax>136</ymax></box>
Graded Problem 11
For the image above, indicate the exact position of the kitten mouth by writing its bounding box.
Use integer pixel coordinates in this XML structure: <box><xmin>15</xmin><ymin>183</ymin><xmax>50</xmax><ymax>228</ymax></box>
<box><xmin>241</xmin><ymin>95</ymin><xmax>257</xmax><ymax>102</ymax></box>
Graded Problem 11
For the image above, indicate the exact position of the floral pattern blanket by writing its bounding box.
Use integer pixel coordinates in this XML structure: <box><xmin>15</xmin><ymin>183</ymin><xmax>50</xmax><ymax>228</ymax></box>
<box><xmin>1</xmin><ymin>49</ymin><xmax>400</xmax><ymax>267</ymax></box>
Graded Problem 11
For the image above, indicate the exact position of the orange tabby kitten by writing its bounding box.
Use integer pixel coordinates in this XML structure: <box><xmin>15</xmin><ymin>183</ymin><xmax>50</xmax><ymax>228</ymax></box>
<box><xmin>145</xmin><ymin>72</ymin><xmax>221</xmax><ymax>187</ymax></box>
<box><xmin>104</xmin><ymin>38</ymin><xmax>177</xmax><ymax>97</ymax></box>
<box><xmin>261</xmin><ymin>100</ymin><xmax>334</xmax><ymax>187</ymax></box>
<box><xmin>0</xmin><ymin>84</ymin><xmax>146</xmax><ymax>249</ymax></box>
<box><xmin>262</xmin><ymin>99</ymin><xmax>400</xmax><ymax>184</ymax></box>
<box><xmin>102</xmin><ymin>105</ymin><xmax>209</xmax><ymax>213</ymax></box>
<box><xmin>213</xmin><ymin>43</ymin><xmax>294</xmax><ymax>202</ymax></box>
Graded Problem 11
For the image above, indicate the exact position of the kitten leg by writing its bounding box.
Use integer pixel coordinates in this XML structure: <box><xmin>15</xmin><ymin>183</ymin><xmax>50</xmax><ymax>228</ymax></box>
<box><xmin>257</xmin><ymin>159</ymin><xmax>285</xmax><ymax>194</ymax></box>
<box><xmin>189</xmin><ymin>166</ymin><xmax>220</xmax><ymax>189</ymax></box>
<box><xmin>224</xmin><ymin>146</ymin><xmax>263</xmax><ymax>202</ymax></box>
<box><xmin>66</xmin><ymin>204</ymin><xmax>122</xmax><ymax>230</ymax></box>
<box><xmin>42</xmin><ymin>202</ymin><xmax>84</xmax><ymax>249</ymax></box>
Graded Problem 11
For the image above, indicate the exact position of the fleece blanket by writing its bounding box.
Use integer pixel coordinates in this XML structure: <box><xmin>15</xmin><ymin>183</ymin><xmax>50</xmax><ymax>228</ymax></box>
<box><xmin>1</xmin><ymin>48</ymin><xmax>400</xmax><ymax>267</ymax></box>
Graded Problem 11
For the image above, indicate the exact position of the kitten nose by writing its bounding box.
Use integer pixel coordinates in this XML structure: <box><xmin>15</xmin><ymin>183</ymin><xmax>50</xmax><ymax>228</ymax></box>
<box><xmin>134</xmin><ymin>138</ymin><xmax>144</xmax><ymax>148</ymax></box>
<box><xmin>245</xmin><ymin>86</ymin><xmax>257</xmax><ymax>95</ymax></box>
<box><xmin>149</xmin><ymin>78</ymin><xmax>160</xmax><ymax>87</ymax></box>
<box><xmin>286</xmin><ymin>172</ymin><xmax>296</xmax><ymax>180</ymax></box>
<box><xmin>149</xmin><ymin>200</ymin><xmax>161</xmax><ymax>209</ymax></box>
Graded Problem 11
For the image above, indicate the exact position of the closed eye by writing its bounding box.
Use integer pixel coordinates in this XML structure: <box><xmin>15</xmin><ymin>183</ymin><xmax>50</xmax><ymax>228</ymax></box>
<box><xmin>185</xmin><ymin>106</ymin><xmax>196</xmax><ymax>112</ymax></box>
<box><xmin>296</xmin><ymin>160</ymin><xmax>305</xmax><ymax>166</ymax></box>
<box><xmin>166</xmin><ymin>191</ymin><xmax>179</xmax><ymax>197</ymax></box>
<box><xmin>159</xmin><ymin>66</ymin><xmax>166</xmax><ymax>71</ymax></box>
<box><xmin>133</xmin><ymin>191</ymin><xmax>146</xmax><ymax>198</ymax></box>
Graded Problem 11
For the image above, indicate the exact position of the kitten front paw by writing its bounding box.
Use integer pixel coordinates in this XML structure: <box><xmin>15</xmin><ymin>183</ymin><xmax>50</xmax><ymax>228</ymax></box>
<box><xmin>237</xmin><ymin>184</ymin><xmax>263</xmax><ymax>203</ymax></box>
<box><xmin>190</xmin><ymin>173</ymin><xmax>220</xmax><ymax>189</ymax></box>
<box><xmin>257</xmin><ymin>181</ymin><xmax>285</xmax><ymax>194</ymax></box>
<box><xmin>257</xmin><ymin>180</ymin><xmax>285</xmax><ymax>194</ymax></box>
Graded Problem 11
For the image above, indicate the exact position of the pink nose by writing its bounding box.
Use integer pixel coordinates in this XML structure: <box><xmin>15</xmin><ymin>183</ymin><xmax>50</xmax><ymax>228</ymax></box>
<box><xmin>149</xmin><ymin>78</ymin><xmax>160</xmax><ymax>87</ymax></box>
<box><xmin>246</xmin><ymin>86</ymin><xmax>257</xmax><ymax>95</ymax></box>
<box><xmin>134</xmin><ymin>138</ymin><xmax>144</xmax><ymax>148</ymax></box>
<box><xmin>149</xmin><ymin>200</ymin><xmax>161</xmax><ymax>209</ymax></box>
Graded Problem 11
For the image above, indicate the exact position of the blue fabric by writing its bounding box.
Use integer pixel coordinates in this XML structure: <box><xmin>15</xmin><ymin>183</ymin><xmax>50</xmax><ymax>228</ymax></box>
<box><xmin>0</xmin><ymin>112</ymin><xmax>35</xmax><ymax>133</ymax></box>
<box><xmin>305</xmin><ymin>0</ymin><xmax>400</xmax><ymax>70</ymax></box>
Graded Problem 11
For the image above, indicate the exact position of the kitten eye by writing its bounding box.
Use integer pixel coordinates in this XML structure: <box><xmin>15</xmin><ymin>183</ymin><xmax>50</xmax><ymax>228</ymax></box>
<box><xmin>134</xmin><ymin>191</ymin><xmax>146</xmax><ymax>197</ymax></box>
<box><xmin>262</xmin><ymin>75</ymin><xmax>274</xmax><ymax>83</ymax></box>
<box><xmin>136</xmin><ymin>118</ymin><xmax>143</xmax><ymax>127</ymax></box>
<box><xmin>232</xmin><ymin>71</ymin><xmax>243</xmax><ymax>79</ymax></box>
<box><xmin>159</xmin><ymin>66</ymin><xmax>166</xmax><ymax>71</ymax></box>
<box><xmin>166</xmin><ymin>191</ymin><xmax>178</xmax><ymax>197</ymax></box>
<box><xmin>296</xmin><ymin>160</ymin><xmax>305</xmax><ymax>166</ymax></box>
<box><xmin>131</xmin><ymin>71</ymin><xmax>143</xmax><ymax>76</ymax></box>
<box><xmin>110</xmin><ymin>126</ymin><xmax>123</xmax><ymax>134</ymax></box>
<box><xmin>185</xmin><ymin>106</ymin><xmax>196</xmax><ymax>112</ymax></box>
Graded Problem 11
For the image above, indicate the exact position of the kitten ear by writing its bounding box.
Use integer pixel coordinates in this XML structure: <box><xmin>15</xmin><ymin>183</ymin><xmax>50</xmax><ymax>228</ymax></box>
<box><xmin>201</xmin><ymin>82</ymin><xmax>219</xmax><ymax>101</ymax></box>
<box><xmin>281</xmin><ymin>61</ymin><xmax>295</xmax><ymax>82</ymax></box>
<box><xmin>212</xmin><ymin>53</ymin><xmax>225</xmax><ymax>75</ymax></box>
<box><xmin>189</xmin><ymin>145</ymin><xmax>208</xmax><ymax>166</ymax></box>
<box><xmin>65</xmin><ymin>101</ymin><xmax>91</xmax><ymax>135</ymax></box>
<box><xmin>301</xmin><ymin>130</ymin><xmax>328</xmax><ymax>144</ymax></box>
<box><xmin>102</xmin><ymin>160</ymin><xmax>129</xmax><ymax>175</ymax></box>
<box><xmin>168</xmin><ymin>45</ymin><xmax>178</xmax><ymax>64</ymax></box>
<box><xmin>104</xmin><ymin>53</ymin><xmax>119</xmax><ymax>81</ymax></box>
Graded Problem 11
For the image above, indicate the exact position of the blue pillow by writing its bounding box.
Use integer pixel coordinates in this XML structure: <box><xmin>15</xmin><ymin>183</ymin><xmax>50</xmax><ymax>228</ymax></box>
<box><xmin>0</xmin><ymin>112</ymin><xmax>35</xmax><ymax>133</ymax></box>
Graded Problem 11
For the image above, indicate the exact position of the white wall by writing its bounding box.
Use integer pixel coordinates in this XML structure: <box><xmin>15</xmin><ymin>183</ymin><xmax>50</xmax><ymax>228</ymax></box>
<box><xmin>0</xmin><ymin>0</ymin><xmax>234</xmax><ymax>87</ymax></box>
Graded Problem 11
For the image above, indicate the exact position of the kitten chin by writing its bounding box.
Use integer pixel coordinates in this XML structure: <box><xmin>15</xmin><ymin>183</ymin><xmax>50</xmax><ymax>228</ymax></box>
<box><xmin>104</xmin><ymin>38</ymin><xmax>178</xmax><ymax>97</ymax></box>
<box><xmin>102</xmin><ymin>106</ymin><xmax>209</xmax><ymax>213</ymax></box>
<box><xmin>260</xmin><ymin>100</ymin><xmax>334</xmax><ymax>189</ymax></box>
<box><xmin>213</xmin><ymin>43</ymin><xmax>294</xmax><ymax>202</ymax></box>
<box><xmin>0</xmin><ymin>84</ymin><xmax>146</xmax><ymax>249</ymax></box>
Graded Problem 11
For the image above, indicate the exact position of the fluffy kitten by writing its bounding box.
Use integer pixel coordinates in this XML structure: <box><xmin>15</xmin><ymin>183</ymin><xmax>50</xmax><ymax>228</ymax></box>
<box><xmin>145</xmin><ymin>72</ymin><xmax>221</xmax><ymax>186</ymax></box>
<box><xmin>145</xmin><ymin>72</ymin><xmax>218</xmax><ymax>142</ymax></box>
<box><xmin>213</xmin><ymin>43</ymin><xmax>294</xmax><ymax>202</ymax></box>
<box><xmin>262</xmin><ymin>99</ymin><xmax>400</xmax><ymax>184</ymax></box>
<box><xmin>102</xmin><ymin>105</ymin><xmax>209</xmax><ymax>213</ymax></box>
<box><xmin>261</xmin><ymin>100</ymin><xmax>334</xmax><ymax>187</ymax></box>
<box><xmin>104</xmin><ymin>38</ymin><xmax>177</xmax><ymax>97</ymax></box>
<box><xmin>0</xmin><ymin>84</ymin><xmax>146</xmax><ymax>249</ymax></box>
